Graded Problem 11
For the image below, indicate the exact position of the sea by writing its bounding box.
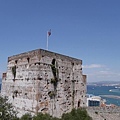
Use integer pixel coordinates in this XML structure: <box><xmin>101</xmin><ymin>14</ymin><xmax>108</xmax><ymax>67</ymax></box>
<box><xmin>87</xmin><ymin>85</ymin><xmax>120</xmax><ymax>106</ymax></box>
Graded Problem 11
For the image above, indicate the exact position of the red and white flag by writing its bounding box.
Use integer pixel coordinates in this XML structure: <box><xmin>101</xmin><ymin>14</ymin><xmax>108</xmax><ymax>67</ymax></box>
<box><xmin>48</xmin><ymin>29</ymin><xmax>51</xmax><ymax>37</ymax></box>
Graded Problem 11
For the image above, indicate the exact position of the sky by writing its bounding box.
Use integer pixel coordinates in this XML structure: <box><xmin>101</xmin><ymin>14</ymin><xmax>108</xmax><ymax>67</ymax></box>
<box><xmin>0</xmin><ymin>0</ymin><xmax>120</xmax><ymax>82</ymax></box>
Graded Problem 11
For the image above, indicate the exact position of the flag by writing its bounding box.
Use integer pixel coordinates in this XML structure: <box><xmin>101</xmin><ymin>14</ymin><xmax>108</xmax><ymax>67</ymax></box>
<box><xmin>48</xmin><ymin>29</ymin><xmax>51</xmax><ymax>37</ymax></box>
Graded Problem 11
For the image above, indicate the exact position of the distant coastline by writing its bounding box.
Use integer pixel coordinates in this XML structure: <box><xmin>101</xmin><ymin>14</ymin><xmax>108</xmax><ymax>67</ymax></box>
<box><xmin>87</xmin><ymin>81</ymin><xmax>120</xmax><ymax>87</ymax></box>
<box><xmin>100</xmin><ymin>95</ymin><xmax>120</xmax><ymax>100</ymax></box>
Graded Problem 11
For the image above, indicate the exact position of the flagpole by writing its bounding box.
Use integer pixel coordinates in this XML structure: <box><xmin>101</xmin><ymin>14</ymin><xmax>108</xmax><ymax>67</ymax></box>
<box><xmin>46</xmin><ymin>29</ymin><xmax>51</xmax><ymax>50</ymax></box>
<box><xmin>47</xmin><ymin>31</ymin><xmax>48</xmax><ymax>50</ymax></box>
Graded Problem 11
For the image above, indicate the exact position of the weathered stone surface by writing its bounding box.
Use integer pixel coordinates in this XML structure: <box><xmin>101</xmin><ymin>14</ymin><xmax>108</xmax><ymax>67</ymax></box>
<box><xmin>1</xmin><ymin>49</ymin><xmax>86</xmax><ymax>118</ymax></box>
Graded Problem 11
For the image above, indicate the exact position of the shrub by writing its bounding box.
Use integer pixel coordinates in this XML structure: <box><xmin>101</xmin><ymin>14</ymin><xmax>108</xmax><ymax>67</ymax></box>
<box><xmin>62</xmin><ymin>108</ymin><xmax>92</xmax><ymax>120</ymax></box>
<box><xmin>0</xmin><ymin>96</ymin><xmax>19</xmax><ymax>120</ymax></box>
<box><xmin>20</xmin><ymin>113</ymin><xmax>32</xmax><ymax>120</ymax></box>
<box><xmin>31</xmin><ymin>108</ymin><xmax>92</xmax><ymax>120</ymax></box>
<box><xmin>33</xmin><ymin>113</ymin><xmax>52</xmax><ymax>120</ymax></box>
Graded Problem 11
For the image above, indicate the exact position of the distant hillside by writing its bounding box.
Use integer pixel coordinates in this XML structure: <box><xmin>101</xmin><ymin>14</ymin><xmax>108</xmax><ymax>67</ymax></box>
<box><xmin>88</xmin><ymin>81</ymin><xmax>120</xmax><ymax>86</ymax></box>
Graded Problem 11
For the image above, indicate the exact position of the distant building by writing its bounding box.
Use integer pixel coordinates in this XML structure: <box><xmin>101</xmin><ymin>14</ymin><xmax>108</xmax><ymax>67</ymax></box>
<box><xmin>87</xmin><ymin>95</ymin><xmax>103</xmax><ymax>107</ymax></box>
<box><xmin>1</xmin><ymin>49</ymin><xmax>86</xmax><ymax>118</ymax></box>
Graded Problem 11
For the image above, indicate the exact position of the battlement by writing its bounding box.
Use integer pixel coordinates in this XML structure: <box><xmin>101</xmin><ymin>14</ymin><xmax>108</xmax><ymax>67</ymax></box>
<box><xmin>8</xmin><ymin>49</ymin><xmax>82</xmax><ymax>64</ymax></box>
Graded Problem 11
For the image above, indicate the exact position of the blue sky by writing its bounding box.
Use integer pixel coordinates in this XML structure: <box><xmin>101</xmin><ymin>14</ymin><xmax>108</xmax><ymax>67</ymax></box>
<box><xmin>0</xmin><ymin>0</ymin><xmax>120</xmax><ymax>82</ymax></box>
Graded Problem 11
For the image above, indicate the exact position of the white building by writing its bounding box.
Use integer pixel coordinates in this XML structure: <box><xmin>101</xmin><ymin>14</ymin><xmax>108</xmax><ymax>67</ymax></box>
<box><xmin>87</xmin><ymin>94</ymin><xmax>102</xmax><ymax>107</ymax></box>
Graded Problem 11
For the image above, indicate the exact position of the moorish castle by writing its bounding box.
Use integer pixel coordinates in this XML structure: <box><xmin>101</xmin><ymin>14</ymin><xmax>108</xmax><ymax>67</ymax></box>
<box><xmin>1</xmin><ymin>49</ymin><xmax>86</xmax><ymax>117</ymax></box>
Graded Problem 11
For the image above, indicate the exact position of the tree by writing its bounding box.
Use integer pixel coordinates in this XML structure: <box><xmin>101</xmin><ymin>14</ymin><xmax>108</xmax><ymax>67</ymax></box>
<box><xmin>0</xmin><ymin>96</ymin><xmax>19</xmax><ymax>120</ymax></box>
<box><xmin>31</xmin><ymin>108</ymin><xmax>92</xmax><ymax>120</ymax></box>
<box><xmin>33</xmin><ymin>113</ymin><xmax>52</xmax><ymax>120</ymax></box>
<box><xmin>62</xmin><ymin>108</ymin><xmax>92</xmax><ymax>120</ymax></box>
<box><xmin>20</xmin><ymin>113</ymin><xmax>32</xmax><ymax>120</ymax></box>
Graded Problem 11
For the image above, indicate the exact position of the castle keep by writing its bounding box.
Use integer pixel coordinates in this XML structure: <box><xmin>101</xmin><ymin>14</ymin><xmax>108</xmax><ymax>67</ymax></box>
<box><xmin>1</xmin><ymin>49</ymin><xmax>86</xmax><ymax>117</ymax></box>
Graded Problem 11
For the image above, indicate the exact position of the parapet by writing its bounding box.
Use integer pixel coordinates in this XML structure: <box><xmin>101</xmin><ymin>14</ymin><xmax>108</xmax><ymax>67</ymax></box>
<box><xmin>8</xmin><ymin>49</ymin><xmax>82</xmax><ymax>64</ymax></box>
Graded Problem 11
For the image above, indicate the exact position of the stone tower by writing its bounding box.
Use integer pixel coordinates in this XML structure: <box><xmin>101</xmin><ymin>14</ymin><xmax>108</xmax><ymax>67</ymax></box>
<box><xmin>1</xmin><ymin>49</ymin><xmax>87</xmax><ymax>117</ymax></box>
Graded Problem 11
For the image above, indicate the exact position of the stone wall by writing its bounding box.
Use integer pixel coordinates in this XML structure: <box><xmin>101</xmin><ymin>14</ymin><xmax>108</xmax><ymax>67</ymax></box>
<box><xmin>1</xmin><ymin>49</ymin><xmax>86</xmax><ymax>118</ymax></box>
<box><xmin>87</xmin><ymin>107</ymin><xmax>120</xmax><ymax>120</ymax></box>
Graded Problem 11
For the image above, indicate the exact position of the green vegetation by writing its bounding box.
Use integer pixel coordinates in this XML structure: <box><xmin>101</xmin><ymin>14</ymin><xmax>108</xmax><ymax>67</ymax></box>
<box><xmin>48</xmin><ymin>91</ymin><xmax>56</xmax><ymax>99</ymax></box>
<box><xmin>0</xmin><ymin>96</ymin><xmax>18</xmax><ymax>120</ymax></box>
<box><xmin>32</xmin><ymin>108</ymin><xmax>92</xmax><ymax>120</ymax></box>
<box><xmin>50</xmin><ymin>59</ymin><xmax>59</xmax><ymax>87</ymax></box>
<box><xmin>0</xmin><ymin>97</ymin><xmax>92</xmax><ymax>120</ymax></box>
<box><xmin>12</xmin><ymin>65</ymin><xmax>16</xmax><ymax>81</ymax></box>
<box><xmin>61</xmin><ymin>108</ymin><xmax>92</xmax><ymax>120</ymax></box>
<box><xmin>20</xmin><ymin>113</ymin><xmax>32</xmax><ymax>120</ymax></box>
<box><xmin>33</xmin><ymin>113</ymin><xmax>59</xmax><ymax>120</ymax></box>
<box><xmin>49</xmin><ymin>59</ymin><xmax>59</xmax><ymax>98</ymax></box>
<box><xmin>21</xmin><ymin>108</ymin><xmax>92</xmax><ymax>120</ymax></box>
